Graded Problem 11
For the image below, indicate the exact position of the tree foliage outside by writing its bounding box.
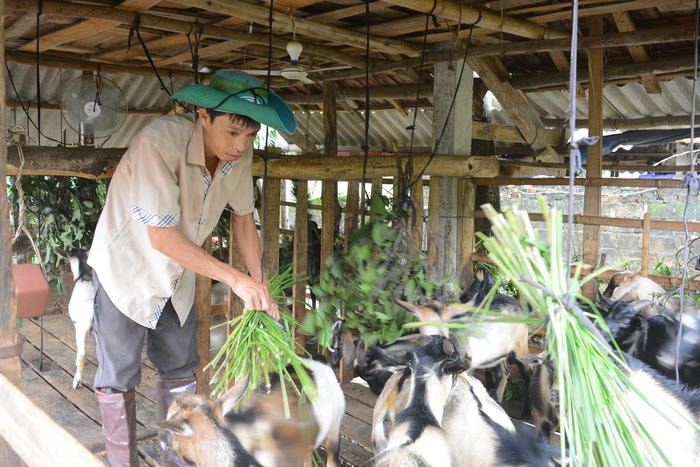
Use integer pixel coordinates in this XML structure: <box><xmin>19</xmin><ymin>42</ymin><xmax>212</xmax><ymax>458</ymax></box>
<box><xmin>7</xmin><ymin>175</ymin><xmax>106</xmax><ymax>291</ymax></box>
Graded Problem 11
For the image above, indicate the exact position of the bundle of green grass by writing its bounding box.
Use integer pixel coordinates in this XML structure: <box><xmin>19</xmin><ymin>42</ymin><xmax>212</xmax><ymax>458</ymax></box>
<box><xmin>206</xmin><ymin>271</ymin><xmax>315</xmax><ymax>414</ymax></box>
<box><xmin>480</xmin><ymin>199</ymin><xmax>698</xmax><ymax>466</ymax></box>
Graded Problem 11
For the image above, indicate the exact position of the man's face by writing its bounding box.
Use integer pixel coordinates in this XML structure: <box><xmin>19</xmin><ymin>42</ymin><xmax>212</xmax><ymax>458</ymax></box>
<box><xmin>199</xmin><ymin>108</ymin><xmax>260</xmax><ymax>162</ymax></box>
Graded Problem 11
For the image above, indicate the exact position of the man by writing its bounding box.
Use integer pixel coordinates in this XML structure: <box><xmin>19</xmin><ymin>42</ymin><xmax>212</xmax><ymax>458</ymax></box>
<box><xmin>88</xmin><ymin>70</ymin><xmax>296</xmax><ymax>466</ymax></box>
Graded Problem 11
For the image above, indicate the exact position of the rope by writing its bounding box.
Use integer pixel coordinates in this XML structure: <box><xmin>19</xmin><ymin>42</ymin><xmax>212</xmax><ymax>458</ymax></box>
<box><xmin>129</xmin><ymin>16</ymin><xmax>173</xmax><ymax>97</ymax></box>
<box><xmin>11</xmin><ymin>143</ymin><xmax>47</xmax><ymax>275</ymax></box>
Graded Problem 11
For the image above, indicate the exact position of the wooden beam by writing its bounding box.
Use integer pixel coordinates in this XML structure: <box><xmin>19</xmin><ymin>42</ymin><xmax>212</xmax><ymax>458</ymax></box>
<box><xmin>512</xmin><ymin>55</ymin><xmax>694</xmax><ymax>91</ymax></box>
<box><xmin>167</xmin><ymin>0</ymin><xmax>422</xmax><ymax>57</ymax></box>
<box><xmin>543</xmin><ymin>115</ymin><xmax>700</xmax><ymax>130</ymax></box>
<box><xmin>3</xmin><ymin>146</ymin><xmax>492</xmax><ymax>180</ymax></box>
<box><xmin>0</xmin><ymin>373</ymin><xmax>104</xmax><ymax>466</ymax></box>
<box><xmin>468</xmin><ymin>56</ymin><xmax>557</xmax><ymax>161</ymax></box>
<box><xmin>611</xmin><ymin>11</ymin><xmax>661</xmax><ymax>94</ymax></box>
<box><xmin>473</xmin><ymin>176</ymin><xmax>693</xmax><ymax>190</ymax></box>
<box><xmin>380</xmin><ymin>0</ymin><xmax>566</xmax><ymax>40</ymax></box>
<box><xmin>323</xmin><ymin>23</ymin><xmax>693</xmax><ymax>84</ymax></box>
<box><xmin>18</xmin><ymin>18</ymin><xmax>120</xmax><ymax>52</ymax></box>
<box><xmin>5</xmin><ymin>0</ymin><xmax>366</xmax><ymax>71</ymax></box>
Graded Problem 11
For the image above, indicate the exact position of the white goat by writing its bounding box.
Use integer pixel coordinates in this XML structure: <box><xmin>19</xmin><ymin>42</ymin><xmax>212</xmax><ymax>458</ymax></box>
<box><xmin>160</xmin><ymin>358</ymin><xmax>345</xmax><ymax>466</ymax></box>
<box><xmin>67</xmin><ymin>248</ymin><xmax>95</xmax><ymax>389</ymax></box>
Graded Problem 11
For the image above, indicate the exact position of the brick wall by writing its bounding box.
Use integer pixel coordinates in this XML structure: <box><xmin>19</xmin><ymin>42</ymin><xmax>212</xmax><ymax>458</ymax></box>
<box><xmin>498</xmin><ymin>184</ymin><xmax>699</xmax><ymax>277</ymax></box>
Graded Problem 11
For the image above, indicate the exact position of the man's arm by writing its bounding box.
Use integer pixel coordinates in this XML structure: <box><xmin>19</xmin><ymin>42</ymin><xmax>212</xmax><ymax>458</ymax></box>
<box><xmin>146</xmin><ymin>224</ymin><xmax>279</xmax><ymax>318</ymax></box>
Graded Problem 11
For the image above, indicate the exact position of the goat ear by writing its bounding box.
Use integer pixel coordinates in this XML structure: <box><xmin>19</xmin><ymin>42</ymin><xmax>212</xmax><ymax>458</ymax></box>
<box><xmin>341</xmin><ymin>329</ymin><xmax>358</xmax><ymax>369</ymax></box>
<box><xmin>396</xmin><ymin>299</ymin><xmax>418</xmax><ymax>314</ymax></box>
<box><xmin>159</xmin><ymin>419</ymin><xmax>193</xmax><ymax>437</ymax></box>
<box><xmin>219</xmin><ymin>374</ymin><xmax>250</xmax><ymax>414</ymax></box>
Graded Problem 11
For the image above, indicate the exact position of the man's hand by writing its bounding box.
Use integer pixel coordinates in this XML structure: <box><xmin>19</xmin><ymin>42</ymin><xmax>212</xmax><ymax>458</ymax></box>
<box><xmin>229</xmin><ymin>275</ymin><xmax>279</xmax><ymax>320</ymax></box>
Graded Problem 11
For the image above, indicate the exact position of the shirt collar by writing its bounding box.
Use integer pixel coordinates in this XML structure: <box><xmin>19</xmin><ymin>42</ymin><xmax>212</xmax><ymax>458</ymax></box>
<box><xmin>186</xmin><ymin>119</ymin><xmax>205</xmax><ymax>167</ymax></box>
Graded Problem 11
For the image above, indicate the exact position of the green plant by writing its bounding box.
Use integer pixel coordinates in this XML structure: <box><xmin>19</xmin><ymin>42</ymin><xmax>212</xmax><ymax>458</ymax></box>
<box><xmin>7</xmin><ymin>175</ymin><xmax>106</xmax><ymax>291</ymax></box>
<box><xmin>301</xmin><ymin>194</ymin><xmax>458</xmax><ymax>347</ymax></box>
<box><xmin>653</xmin><ymin>261</ymin><xmax>672</xmax><ymax>277</ymax></box>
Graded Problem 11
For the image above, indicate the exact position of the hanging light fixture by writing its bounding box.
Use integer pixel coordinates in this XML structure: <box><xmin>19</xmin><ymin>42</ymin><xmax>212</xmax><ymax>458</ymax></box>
<box><xmin>286</xmin><ymin>40</ymin><xmax>303</xmax><ymax>64</ymax></box>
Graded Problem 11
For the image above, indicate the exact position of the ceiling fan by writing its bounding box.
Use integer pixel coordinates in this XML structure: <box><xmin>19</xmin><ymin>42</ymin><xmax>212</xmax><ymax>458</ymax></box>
<box><xmin>244</xmin><ymin>40</ymin><xmax>350</xmax><ymax>85</ymax></box>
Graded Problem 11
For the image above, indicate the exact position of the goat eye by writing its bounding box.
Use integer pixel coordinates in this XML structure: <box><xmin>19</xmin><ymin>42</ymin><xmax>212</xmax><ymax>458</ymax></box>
<box><xmin>620</xmin><ymin>319</ymin><xmax>630</xmax><ymax>326</ymax></box>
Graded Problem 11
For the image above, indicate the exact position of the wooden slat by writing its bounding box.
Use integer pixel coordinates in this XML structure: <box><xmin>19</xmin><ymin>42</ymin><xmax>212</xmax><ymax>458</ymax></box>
<box><xmin>19</xmin><ymin>18</ymin><xmax>120</xmax><ymax>52</ymax></box>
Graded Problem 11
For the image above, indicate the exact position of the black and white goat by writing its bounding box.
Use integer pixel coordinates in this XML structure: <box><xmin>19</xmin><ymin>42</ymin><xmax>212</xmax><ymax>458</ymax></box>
<box><xmin>601</xmin><ymin>297</ymin><xmax>700</xmax><ymax>388</ymax></box>
<box><xmin>365</xmin><ymin>335</ymin><xmax>467</xmax><ymax>466</ymax></box>
<box><xmin>397</xmin><ymin>295</ymin><xmax>530</xmax><ymax>403</ymax></box>
<box><xmin>370</xmin><ymin>335</ymin><xmax>553</xmax><ymax>467</ymax></box>
<box><xmin>67</xmin><ymin>248</ymin><xmax>95</xmax><ymax>389</ymax></box>
<box><xmin>160</xmin><ymin>359</ymin><xmax>345</xmax><ymax>467</ymax></box>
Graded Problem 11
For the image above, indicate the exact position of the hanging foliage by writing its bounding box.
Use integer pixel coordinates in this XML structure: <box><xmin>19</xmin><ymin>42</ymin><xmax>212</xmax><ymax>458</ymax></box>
<box><xmin>301</xmin><ymin>193</ymin><xmax>459</xmax><ymax>347</ymax></box>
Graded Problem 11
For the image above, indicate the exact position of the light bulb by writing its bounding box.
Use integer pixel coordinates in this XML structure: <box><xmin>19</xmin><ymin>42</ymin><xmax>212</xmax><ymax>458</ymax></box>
<box><xmin>286</xmin><ymin>40</ymin><xmax>303</xmax><ymax>65</ymax></box>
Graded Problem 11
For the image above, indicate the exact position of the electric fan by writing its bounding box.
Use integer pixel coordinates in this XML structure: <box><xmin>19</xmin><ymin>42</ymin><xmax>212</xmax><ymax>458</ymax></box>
<box><xmin>61</xmin><ymin>72</ymin><xmax>128</xmax><ymax>146</ymax></box>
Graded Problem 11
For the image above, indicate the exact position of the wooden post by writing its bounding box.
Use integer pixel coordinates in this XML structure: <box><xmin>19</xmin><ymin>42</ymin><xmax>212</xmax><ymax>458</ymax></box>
<box><xmin>411</xmin><ymin>177</ymin><xmax>424</xmax><ymax>249</ymax></box>
<box><xmin>427</xmin><ymin>177</ymin><xmax>442</xmax><ymax>267</ymax></box>
<box><xmin>195</xmin><ymin>239</ymin><xmax>213</xmax><ymax>395</ymax></box>
<box><xmin>581</xmin><ymin>16</ymin><xmax>604</xmax><ymax>299</ymax></box>
<box><xmin>344</xmin><ymin>180</ymin><xmax>360</xmax><ymax>250</ymax></box>
<box><xmin>458</xmin><ymin>179</ymin><xmax>476</xmax><ymax>288</ymax></box>
<box><xmin>292</xmin><ymin>181</ymin><xmax>309</xmax><ymax>346</ymax></box>
<box><xmin>0</xmin><ymin>0</ymin><xmax>23</xmax><ymax>461</ymax></box>
<box><xmin>641</xmin><ymin>212</ymin><xmax>651</xmax><ymax>275</ymax></box>
<box><xmin>261</xmin><ymin>177</ymin><xmax>281</xmax><ymax>276</ymax></box>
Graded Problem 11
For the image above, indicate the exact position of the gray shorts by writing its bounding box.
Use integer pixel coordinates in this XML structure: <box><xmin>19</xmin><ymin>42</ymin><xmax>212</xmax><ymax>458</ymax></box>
<box><xmin>92</xmin><ymin>272</ymin><xmax>199</xmax><ymax>392</ymax></box>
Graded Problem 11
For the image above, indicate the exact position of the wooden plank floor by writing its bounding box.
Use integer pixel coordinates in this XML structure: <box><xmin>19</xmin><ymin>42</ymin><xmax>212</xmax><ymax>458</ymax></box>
<box><xmin>18</xmin><ymin>313</ymin><xmax>376</xmax><ymax>466</ymax></box>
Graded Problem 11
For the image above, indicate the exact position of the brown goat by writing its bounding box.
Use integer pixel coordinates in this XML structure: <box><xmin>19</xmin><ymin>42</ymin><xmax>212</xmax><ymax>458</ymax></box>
<box><xmin>160</xmin><ymin>359</ymin><xmax>345</xmax><ymax>466</ymax></box>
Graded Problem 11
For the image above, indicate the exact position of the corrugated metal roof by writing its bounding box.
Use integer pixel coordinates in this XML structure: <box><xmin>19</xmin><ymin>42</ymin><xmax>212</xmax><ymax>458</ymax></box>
<box><xmin>5</xmin><ymin>62</ymin><xmax>698</xmax><ymax>153</ymax></box>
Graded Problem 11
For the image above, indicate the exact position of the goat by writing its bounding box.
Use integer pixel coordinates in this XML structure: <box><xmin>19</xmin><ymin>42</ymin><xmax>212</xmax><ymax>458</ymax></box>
<box><xmin>67</xmin><ymin>248</ymin><xmax>95</xmax><ymax>389</ymax></box>
<box><xmin>601</xmin><ymin>297</ymin><xmax>700</xmax><ymax>388</ymax></box>
<box><xmin>159</xmin><ymin>358</ymin><xmax>345</xmax><ymax>467</ymax></box>
<box><xmin>365</xmin><ymin>335</ymin><xmax>467</xmax><ymax>466</ymax></box>
<box><xmin>602</xmin><ymin>271</ymin><xmax>667</xmax><ymax>303</ymax></box>
<box><xmin>397</xmin><ymin>297</ymin><xmax>530</xmax><ymax>403</ymax></box>
<box><xmin>614</xmin><ymin>354</ymin><xmax>700</xmax><ymax>466</ymax></box>
<box><xmin>526</xmin><ymin>354</ymin><xmax>559</xmax><ymax>443</ymax></box>
<box><xmin>371</xmin><ymin>336</ymin><xmax>553</xmax><ymax>467</ymax></box>
<box><xmin>354</xmin><ymin>333</ymin><xmax>433</xmax><ymax>395</ymax></box>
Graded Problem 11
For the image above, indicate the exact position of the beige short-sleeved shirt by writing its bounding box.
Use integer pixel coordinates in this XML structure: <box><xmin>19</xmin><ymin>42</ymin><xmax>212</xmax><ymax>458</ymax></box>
<box><xmin>88</xmin><ymin>114</ymin><xmax>255</xmax><ymax>328</ymax></box>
